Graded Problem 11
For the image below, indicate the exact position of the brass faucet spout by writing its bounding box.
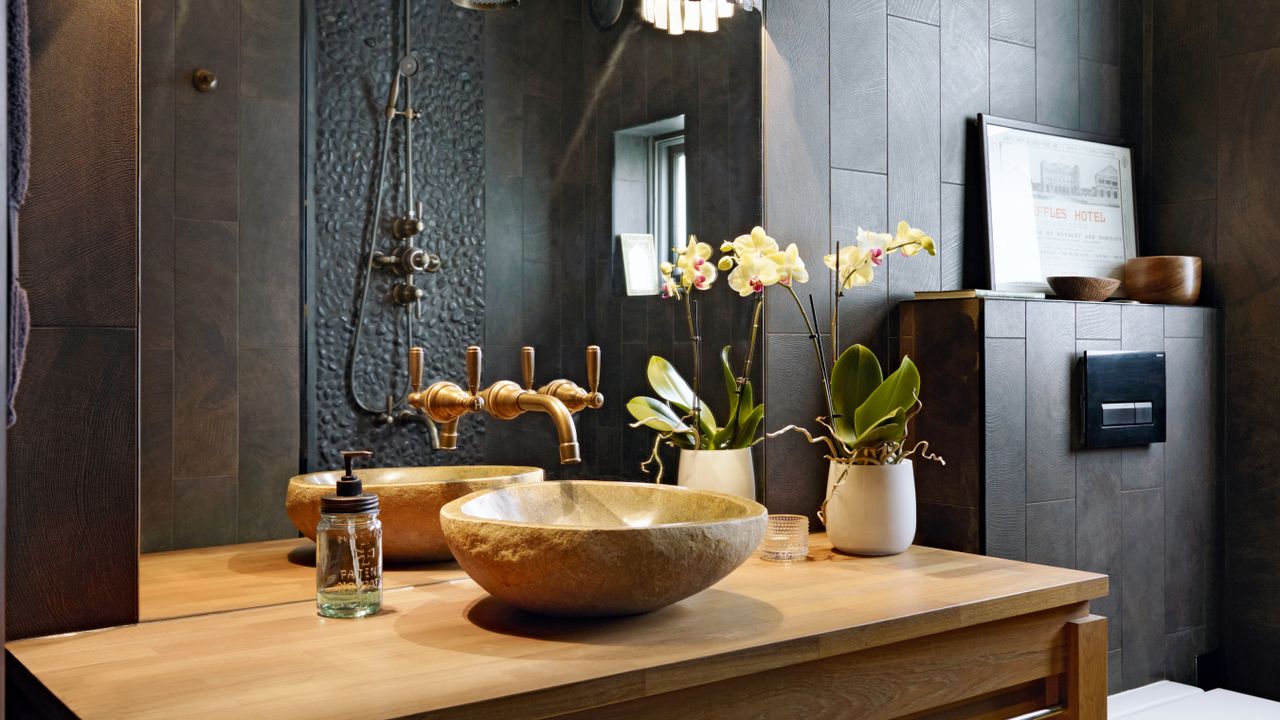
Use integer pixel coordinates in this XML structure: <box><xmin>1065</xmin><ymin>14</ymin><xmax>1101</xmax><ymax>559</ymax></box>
<box><xmin>517</xmin><ymin>392</ymin><xmax>581</xmax><ymax>464</ymax></box>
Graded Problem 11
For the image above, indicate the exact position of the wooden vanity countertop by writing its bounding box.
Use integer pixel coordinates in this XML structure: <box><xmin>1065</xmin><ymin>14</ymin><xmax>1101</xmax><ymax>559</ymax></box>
<box><xmin>10</xmin><ymin>535</ymin><xmax>1107</xmax><ymax>720</ymax></box>
<box><xmin>138</xmin><ymin>538</ymin><xmax>468</xmax><ymax>621</ymax></box>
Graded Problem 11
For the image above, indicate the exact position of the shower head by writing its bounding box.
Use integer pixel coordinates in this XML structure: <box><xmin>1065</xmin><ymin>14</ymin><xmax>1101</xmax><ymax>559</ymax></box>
<box><xmin>452</xmin><ymin>0</ymin><xmax>519</xmax><ymax>9</ymax></box>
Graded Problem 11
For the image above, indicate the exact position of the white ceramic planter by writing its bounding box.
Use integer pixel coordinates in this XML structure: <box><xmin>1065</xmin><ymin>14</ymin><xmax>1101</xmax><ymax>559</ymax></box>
<box><xmin>822</xmin><ymin>459</ymin><xmax>915</xmax><ymax>556</ymax></box>
<box><xmin>677</xmin><ymin>448</ymin><xmax>756</xmax><ymax>500</ymax></box>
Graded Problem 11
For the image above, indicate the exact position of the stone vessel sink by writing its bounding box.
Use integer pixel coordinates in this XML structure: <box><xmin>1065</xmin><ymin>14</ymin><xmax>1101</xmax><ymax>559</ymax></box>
<box><xmin>440</xmin><ymin>480</ymin><xmax>768</xmax><ymax>617</ymax></box>
<box><xmin>287</xmin><ymin>466</ymin><xmax>543</xmax><ymax>563</ymax></box>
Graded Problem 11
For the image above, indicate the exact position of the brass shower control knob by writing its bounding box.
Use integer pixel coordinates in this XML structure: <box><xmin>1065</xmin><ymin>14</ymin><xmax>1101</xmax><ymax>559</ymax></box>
<box><xmin>192</xmin><ymin>69</ymin><xmax>218</xmax><ymax>92</ymax></box>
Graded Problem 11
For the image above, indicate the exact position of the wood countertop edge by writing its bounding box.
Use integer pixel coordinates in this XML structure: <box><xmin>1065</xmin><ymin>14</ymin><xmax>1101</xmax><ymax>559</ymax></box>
<box><xmin>417</xmin><ymin>572</ymin><xmax>1111</xmax><ymax>719</ymax></box>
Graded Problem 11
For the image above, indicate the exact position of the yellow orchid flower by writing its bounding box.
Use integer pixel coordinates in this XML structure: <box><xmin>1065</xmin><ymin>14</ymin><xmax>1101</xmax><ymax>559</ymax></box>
<box><xmin>674</xmin><ymin>236</ymin><xmax>717</xmax><ymax>291</ymax></box>
<box><xmin>824</xmin><ymin>244</ymin><xmax>876</xmax><ymax>289</ymax></box>
<box><xmin>728</xmin><ymin>251</ymin><xmax>780</xmax><ymax>296</ymax></box>
<box><xmin>889</xmin><ymin>221</ymin><xmax>936</xmax><ymax>257</ymax></box>
<box><xmin>731</xmin><ymin>226</ymin><xmax>779</xmax><ymax>259</ymax></box>
<box><xmin>768</xmin><ymin>243</ymin><xmax>809</xmax><ymax>287</ymax></box>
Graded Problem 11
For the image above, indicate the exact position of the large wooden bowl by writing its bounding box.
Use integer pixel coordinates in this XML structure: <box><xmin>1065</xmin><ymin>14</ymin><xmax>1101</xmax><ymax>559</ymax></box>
<box><xmin>287</xmin><ymin>466</ymin><xmax>543</xmax><ymax>563</ymax></box>
<box><xmin>1124</xmin><ymin>256</ymin><xmax>1202</xmax><ymax>305</ymax></box>
<box><xmin>441</xmin><ymin>481</ymin><xmax>767</xmax><ymax>617</ymax></box>
<box><xmin>1047</xmin><ymin>275</ymin><xmax>1121</xmax><ymax>302</ymax></box>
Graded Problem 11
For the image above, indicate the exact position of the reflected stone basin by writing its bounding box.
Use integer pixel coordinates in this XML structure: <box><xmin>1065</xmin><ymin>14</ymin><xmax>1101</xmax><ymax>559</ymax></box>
<box><xmin>440</xmin><ymin>481</ymin><xmax>768</xmax><ymax>617</ymax></box>
<box><xmin>286</xmin><ymin>466</ymin><xmax>543</xmax><ymax>563</ymax></box>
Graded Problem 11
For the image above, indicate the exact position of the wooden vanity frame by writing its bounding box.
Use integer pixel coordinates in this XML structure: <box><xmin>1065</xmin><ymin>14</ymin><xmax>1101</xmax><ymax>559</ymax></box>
<box><xmin>8</xmin><ymin>535</ymin><xmax>1108</xmax><ymax>720</ymax></box>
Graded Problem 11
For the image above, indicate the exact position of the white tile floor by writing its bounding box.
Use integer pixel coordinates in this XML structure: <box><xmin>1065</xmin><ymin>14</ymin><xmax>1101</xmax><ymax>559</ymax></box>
<box><xmin>1110</xmin><ymin>681</ymin><xmax>1280</xmax><ymax>719</ymax></box>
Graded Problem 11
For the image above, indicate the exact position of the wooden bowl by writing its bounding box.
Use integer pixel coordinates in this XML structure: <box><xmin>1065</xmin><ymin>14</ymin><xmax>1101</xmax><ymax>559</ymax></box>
<box><xmin>1124</xmin><ymin>256</ymin><xmax>1201</xmax><ymax>305</ymax></box>
<box><xmin>1047</xmin><ymin>275</ymin><xmax>1121</xmax><ymax>302</ymax></box>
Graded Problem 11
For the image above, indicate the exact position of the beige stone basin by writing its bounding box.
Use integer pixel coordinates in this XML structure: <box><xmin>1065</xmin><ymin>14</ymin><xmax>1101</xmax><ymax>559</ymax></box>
<box><xmin>286</xmin><ymin>466</ymin><xmax>543</xmax><ymax>563</ymax></box>
<box><xmin>440</xmin><ymin>480</ymin><xmax>768</xmax><ymax>617</ymax></box>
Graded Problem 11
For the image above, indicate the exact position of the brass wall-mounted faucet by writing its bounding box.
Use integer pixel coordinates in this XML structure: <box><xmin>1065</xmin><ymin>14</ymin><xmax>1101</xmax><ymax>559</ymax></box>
<box><xmin>406</xmin><ymin>346</ymin><xmax>484</xmax><ymax>450</ymax></box>
<box><xmin>405</xmin><ymin>345</ymin><xmax>603</xmax><ymax>465</ymax></box>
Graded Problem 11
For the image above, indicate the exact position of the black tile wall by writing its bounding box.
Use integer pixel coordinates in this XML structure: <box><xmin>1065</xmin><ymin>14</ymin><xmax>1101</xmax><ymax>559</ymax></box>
<box><xmin>762</xmin><ymin>0</ymin><xmax>1140</xmax><ymax>522</ymax></box>
<box><xmin>8</xmin><ymin>0</ymin><xmax>140</xmax><ymax>640</ymax></box>
<box><xmin>1149</xmin><ymin>0</ymin><xmax>1280</xmax><ymax>697</ymax></box>
<box><xmin>140</xmin><ymin>0</ymin><xmax>302</xmax><ymax>551</ymax></box>
<box><xmin>905</xmin><ymin>298</ymin><xmax>1220</xmax><ymax>693</ymax></box>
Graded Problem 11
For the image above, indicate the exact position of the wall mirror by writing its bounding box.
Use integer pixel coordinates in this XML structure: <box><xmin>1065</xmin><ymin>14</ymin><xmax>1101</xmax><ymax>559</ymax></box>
<box><xmin>137</xmin><ymin>0</ymin><xmax>762</xmax><ymax>621</ymax></box>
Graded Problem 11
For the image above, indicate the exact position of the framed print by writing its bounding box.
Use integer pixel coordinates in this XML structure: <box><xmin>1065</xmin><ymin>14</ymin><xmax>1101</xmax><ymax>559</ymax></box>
<box><xmin>620</xmin><ymin>233</ymin><xmax>661</xmax><ymax>296</ymax></box>
<box><xmin>980</xmin><ymin>115</ymin><xmax>1138</xmax><ymax>294</ymax></box>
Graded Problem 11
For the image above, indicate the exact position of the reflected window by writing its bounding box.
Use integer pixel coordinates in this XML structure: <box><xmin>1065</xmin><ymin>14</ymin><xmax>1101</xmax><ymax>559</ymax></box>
<box><xmin>613</xmin><ymin>115</ymin><xmax>686</xmax><ymax>294</ymax></box>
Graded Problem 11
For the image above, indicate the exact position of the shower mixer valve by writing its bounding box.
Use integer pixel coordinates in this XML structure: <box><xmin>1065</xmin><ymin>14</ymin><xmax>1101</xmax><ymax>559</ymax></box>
<box><xmin>375</xmin><ymin>245</ymin><xmax>440</xmax><ymax>277</ymax></box>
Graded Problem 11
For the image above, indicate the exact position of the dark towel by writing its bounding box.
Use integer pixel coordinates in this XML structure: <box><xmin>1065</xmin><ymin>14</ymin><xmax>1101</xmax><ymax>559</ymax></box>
<box><xmin>7</xmin><ymin>0</ymin><xmax>29</xmax><ymax>427</ymax></box>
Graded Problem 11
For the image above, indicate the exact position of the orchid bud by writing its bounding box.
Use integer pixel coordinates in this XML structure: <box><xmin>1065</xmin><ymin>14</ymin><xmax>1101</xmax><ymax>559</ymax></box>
<box><xmin>717</xmin><ymin>256</ymin><xmax>734</xmax><ymax>272</ymax></box>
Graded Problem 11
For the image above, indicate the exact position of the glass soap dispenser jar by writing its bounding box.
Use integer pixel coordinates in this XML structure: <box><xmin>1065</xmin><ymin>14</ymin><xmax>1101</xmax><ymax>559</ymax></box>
<box><xmin>316</xmin><ymin>449</ymin><xmax>383</xmax><ymax>618</ymax></box>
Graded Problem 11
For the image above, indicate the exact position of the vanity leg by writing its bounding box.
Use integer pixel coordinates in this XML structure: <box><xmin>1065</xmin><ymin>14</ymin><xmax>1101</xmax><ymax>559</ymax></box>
<box><xmin>1065</xmin><ymin>615</ymin><xmax>1108</xmax><ymax>719</ymax></box>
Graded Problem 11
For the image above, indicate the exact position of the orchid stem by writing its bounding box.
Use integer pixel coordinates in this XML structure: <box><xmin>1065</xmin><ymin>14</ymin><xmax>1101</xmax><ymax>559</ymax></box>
<box><xmin>785</xmin><ymin>285</ymin><xmax>836</xmax><ymax>430</ymax></box>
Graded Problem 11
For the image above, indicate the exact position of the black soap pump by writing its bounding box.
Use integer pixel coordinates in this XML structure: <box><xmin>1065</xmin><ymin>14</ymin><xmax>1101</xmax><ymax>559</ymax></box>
<box><xmin>315</xmin><ymin>449</ymin><xmax>383</xmax><ymax>618</ymax></box>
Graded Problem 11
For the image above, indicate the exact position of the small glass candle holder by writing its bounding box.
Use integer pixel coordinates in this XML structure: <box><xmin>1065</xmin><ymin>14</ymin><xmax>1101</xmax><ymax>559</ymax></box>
<box><xmin>761</xmin><ymin>514</ymin><xmax>809</xmax><ymax>562</ymax></box>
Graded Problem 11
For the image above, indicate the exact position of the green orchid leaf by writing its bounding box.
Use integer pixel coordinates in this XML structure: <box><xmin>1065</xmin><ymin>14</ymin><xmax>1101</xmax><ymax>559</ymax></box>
<box><xmin>853</xmin><ymin>355</ymin><xmax>920</xmax><ymax>436</ymax></box>
<box><xmin>830</xmin><ymin>345</ymin><xmax>883</xmax><ymax>439</ymax></box>
<box><xmin>712</xmin><ymin>425</ymin><xmax>736</xmax><ymax>450</ymax></box>
<box><xmin>720</xmin><ymin>346</ymin><xmax>740</xmax><ymax>425</ymax></box>
<box><xmin>732</xmin><ymin>404</ymin><xmax>765</xmax><ymax>448</ymax></box>
<box><xmin>646</xmin><ymin>355</ymin><xmax>717</xmax><ymax>432</ymax></box>
<box><xmin>738</xmin><ymin>379</ymin><xmax>755</xmax><ymax>420</ymax></box>
<box><xmin>626</xmin><ymin>396</ymin><xmax>689</xmax><ymax>433</ymax></box>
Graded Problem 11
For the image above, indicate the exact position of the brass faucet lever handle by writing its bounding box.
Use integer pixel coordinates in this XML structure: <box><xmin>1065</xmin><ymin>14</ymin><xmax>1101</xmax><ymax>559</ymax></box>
<box><xmin>408</xmin><ymin>347</ymin><xmax>425</xmax><ymax>392</ymax></box>
<box><xmin>466</xmin><ymin>346</ymin><xmax>483</xmax><ymax>396</ymax></box>
<box><xmin>521</xmin><ymin>346</ymin><xmax>535</xmax><ymax>390</ymax></box>
<box><xmin>586</xmin><ymin>345</ymin><xmax>602</xmax><ymax>402</ymax></box>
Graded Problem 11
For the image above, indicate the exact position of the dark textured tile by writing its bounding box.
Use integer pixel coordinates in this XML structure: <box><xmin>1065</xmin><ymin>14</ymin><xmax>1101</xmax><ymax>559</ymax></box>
<box><xmin>832</xmin><ymin>169</ymin><xmax>889</xmax><ymax>352</ymax></box>
<box><xmin>1080</xmin><ymin>0</ymin><xmax>1120</xmax><ymax>64</ymax></box>
<box><xmin>484</xmin><ymin>12</ymin><xmax>523</xmax><ymax>180</ymax></box>
<box><xmin>764</xmin><ymin>333</ymin><xmax>829</xmax><ymax>521</ymax></box>
<box><xmin>1153</xmin><ymin>0</ymin><xmax>1217</xmax><ymax>204</ymax></box>
<box><xmin>1077</xmin><ymin>448</ymin><xmax>1123</xmax><ymax>650</ymax></box>
<box><xmin>1165</xmin><ymin>627</ymin><xmax>1208</xmax><ymax>686</ymax></box>
<box><xmin>20</xmin><ymin>0</ymin><xmax>138</xmax><ymax>329</ymax></box>
<box><xmin>1121</xmin><ymin>303</ymin><xmax>1164</xmax><ymax>351</ymax></box>
<box><xmin>7</xmin><ymin>327</ymin><xmax>139</xmax><ymax>638</ymax></box>
<box><xmin>1036</xmin><ymin>0</ymin><xmax>1080</xmax><ymax>129</ymax></box>
<box><xmin>1080</xmin><ymin>60</ymin><xmax>1123</xmax><ymax>136</ymax></box>
<box><xmin>985</xmin><ymin>337</ymin><xmax>1027</xmax><ymax>560</ymax></box>
<box><xmin>917</xmin><ymin>503</ymin><xmax>980</xmax><ymax>552</ymax></box>
<box><xmin>1026</xmin><ymin>499</ymin><xmax>1076</xmax><ymax>568</ymax></box>
<box><xmin>1219</xmin><ymin>0</ymin><xmax>1280</xmax><ymax>58</ymax></box>
<box><xmin>240</xmin><ymin>0</ymin><xmax>299</xmax><ymax>101</ymax></box>
<box><xmin>1224</xmin><ymin>622</ymin><xmax>1280</xmax><ymax>700</ymax></box>
<box><xmin>174</xmin><ymin>0</ymin><xmax>239</xmax><ymax>221</ymax></box>
<box><xmin>141</xmin><ymin>349</ymin><xmax>175</xmax><ymax>554</ymax></box>
<box><xmin>991</xmin><ymin>0</ymin><xmax>1036</xmax><ymax>46</ymax></box>
<box><xmin>764</xmin><ymin>0</ymin><xmax>830</xmax><ymax>334</ymax></box>
<box><xmin>141</xmin><ymin>84</ymin><xmax>176</xmax><ymax>351</ymax></box>
<box><xmin>984</xmin><ymin>299</ymin><xmax>1026</xmax><ymax>337</ymax></box>
<box><xmin>174</xmin><ymin>219</ymin><xmax>239</xmax><ymax>478</ymax></box>
<box><xmin>1121</xmin><ymin>487</ymin><xmax>1166</xmax><ymax>689</ymax></box>
<box><xmin>141</xmin><ymin>0</ymin><xmax>175</xmax><ymax>87</ymax></box>
<box><xmin>238</xmin><ymin>348</ymin><xmax>301</xmax><ymax>543</ymax></box>
<box><xmin>1075</xmin><ymin>302</ymin><xmax>1121</xmax><ymax>339</ymax></box>
<box><xmin>1218</xmin><ymin>50</ymin><xmax>1280</xmax><ymax>308</ymax></box>
<box><xmin>940</xmin><ymin>184</ymin><xmax>965</xmax><ymax>290</ymax></box>
<box><xmin>173</xmin><ymin>476</ymin><xmax>238</xmax><ymax>549</ymax></box>
<box><xmin>990</xmin><ymin>40</ymin><xmax>1037</xmax><ymax>121</ymax></box>
<box><xmin>887</xmin><ymin>17</ymin><xmax>942</xmax><ymax>301</ymax></box>
<box><xmin>485</xmin><ymin>175</ymin><xmax>525</xmax><ymax>347</ymax></box>
<box><xmin>1165</xmin><ymin>307</ymin><xmax>1207</xmax><ymax>338</ymax></box>
<box><xmin>889</xmin><ymin>0</ymin><xmax>940</xmax><ymax>24</ymax></box>
<box><xmin>1025</xmin><ymin>301</ymin><xmax>1075</xmax><ymax>502</ymax></box>
<box><xmin>1151</xmin><ymin>201</ymin><xmax>1218</xmax><ymax>306</ymax></box>
<box><xmin>941</xmin><ymin>0</ymin><xmax>988</xmax><ymax>184</ymax></box>
<box><xmin>1121</xmin><ymin>442</ymin><xmax>1165</xmax><ymax>491</ymax></box>
<box><xmin>239</xmin><ymin>97</ymin><xmax>301</xmax><ymax>349</ymax></box>
<box><xmin>831</xmin><ymin>0</ymin><xmax>887</xmax><ymax>173</ymax></box>
<box><xmin>1108</xmin><ymin>649</ymin><xmax>1123</xmax><ymax>693</ymax></box>
<box><xmin>1165</xmin><ymin>337</ymin><xmax>1214</xmax><ymax>633</ymax></box>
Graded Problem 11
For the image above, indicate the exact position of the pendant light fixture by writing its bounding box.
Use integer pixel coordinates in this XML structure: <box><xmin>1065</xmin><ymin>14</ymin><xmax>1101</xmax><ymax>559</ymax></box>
<box><xmin>640</xmin><ymin>0</ymin><xmax>759</xmax><ymax>35</ymax></box>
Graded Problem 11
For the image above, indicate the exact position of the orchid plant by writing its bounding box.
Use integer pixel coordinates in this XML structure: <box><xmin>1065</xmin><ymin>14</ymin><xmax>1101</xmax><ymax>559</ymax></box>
<box><xmin>735</xmin><ymin>222</ymin><xmax>946</xmax><ymax>468</ymax></box>
<box><xmin>627</xmin><ymin>233</ymin><xmax>773</xmax><ymax>482</ymax></box>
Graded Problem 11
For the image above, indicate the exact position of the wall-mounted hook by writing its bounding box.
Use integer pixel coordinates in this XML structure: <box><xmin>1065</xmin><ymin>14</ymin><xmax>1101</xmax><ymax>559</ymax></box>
<box><xmin>192</xmin><ymin>69</ymin><xmax>218</xmax><ymax>93</ymax></box>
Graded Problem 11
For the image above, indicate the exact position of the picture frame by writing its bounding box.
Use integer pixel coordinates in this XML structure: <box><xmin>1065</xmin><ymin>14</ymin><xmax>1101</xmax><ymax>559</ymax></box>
<box><xmin>979</xmin><ymin>114</ymin><xmax>1139</xmax><ymax>295</ymax></box>
<box><xmin>619</xmin><ymin>233</ymin><xmax>661</xmax><ymax>296</ymax></box>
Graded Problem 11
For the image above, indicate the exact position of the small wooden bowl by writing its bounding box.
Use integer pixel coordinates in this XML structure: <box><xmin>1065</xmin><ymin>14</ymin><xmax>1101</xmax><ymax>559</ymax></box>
<box><xmin>1124</xmin><ymin>256</ymin><xmax>1201</xmax><ymax>305</ymax></box>
<box><xmin>1047</xmin><ymin>275</ymin><xmax>1121</xmax><ymax>302</ymax></box>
